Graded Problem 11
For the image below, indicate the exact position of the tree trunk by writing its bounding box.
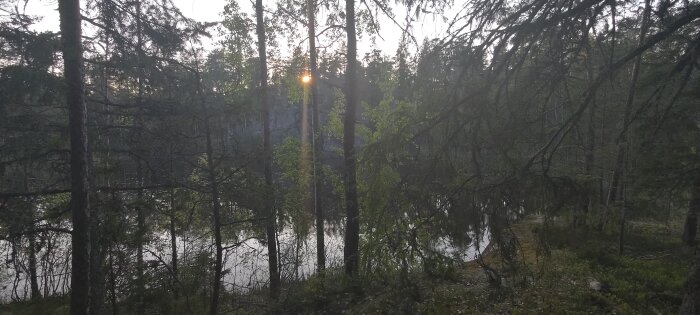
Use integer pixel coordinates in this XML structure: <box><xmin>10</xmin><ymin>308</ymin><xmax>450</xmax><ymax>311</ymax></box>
<box><xmin>109</xmin><ymin>246</ymin><xmax>117</xmax><ymax>315</ymax></box>
<box><xmin>193</xmin><ymin>72</ymin><xmax>225</xmax><ymax>315</ymax></box>
<box><xmin>28</xmin><ymin>231</ymin><xmax>40</xmax><ymax>300</ymax></box>
<box><xmin>170</xmin><ymin>187</ymin><xmax>179</xmax><ymax>300</ymax></box>
<box><xmin>580</xmin><ymin>28</ymin><xmax>596</xmax><ymax>228</ymax></box>
<box><xmin>25</xmin><ymin>176</ymin><xmax>40</xmax><ymax>300</ymax></box>
<box><xmin>89</xmin><ymin>199</ymin><xmax>106</xmax><ymax>315</ymax></box>
<box><xmin>255</xmin><ymin>0</ymin><xmax>281</xmax><ymax>298</ymax></box>
<box><xmin>135</xmin><ymin>1</ymin><xmax>146</xmax><ymax>312</ymax></box>
<box><xmin>58</xmin><ymin>0</ymin><xmax>91</xmax><ymax>313</ymax></box>
<box><xmin>307</xmin><ymin>0</ymin><xmax>325</xmax><ymax>274</ymax></box>
<box><xmin>680</xmin><ymin>258</ymin><xmax>700</xmax><ymax>314</ymax></box>
<box><xmin>617</xmin><ymin>0</ymin><xmax>650</xmax><ymax>254</ymax></box>
<box><xmin>135</xmin><ymin>162</ymin><xmax>145</xmax><ymax>315</ymax></box>
<box><xmin>206</xmin><ymin>136</ymin><xmax>223</xmax><ymax>315</ymax></box>
<box><xmin>604</xmin><ymin>0</ymin><xmax>651</xmax><ymax>233</ymax></box>
<box><xmin>343</xmin><ymin>0</ymin><xmax>360</xmax><ymax>276</ymax></box>
<box><xmin>683</xmin><ymin>167</ymin><xmax>700</xmax><ymax>245</ymax></box>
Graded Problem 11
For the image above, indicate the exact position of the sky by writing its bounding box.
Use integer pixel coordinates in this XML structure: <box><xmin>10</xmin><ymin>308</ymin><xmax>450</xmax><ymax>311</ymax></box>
<box><xmin>17</xmin><ymin>0</ymin><xmax>459</xmax><ymax>58</ymax></box>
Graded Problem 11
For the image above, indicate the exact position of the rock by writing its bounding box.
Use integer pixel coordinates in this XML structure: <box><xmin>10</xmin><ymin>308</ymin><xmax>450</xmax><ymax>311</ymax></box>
<box><xmin>589</xmin><ymin>279</ymin><xmax>609</xmax><ymax>292</ymax></box>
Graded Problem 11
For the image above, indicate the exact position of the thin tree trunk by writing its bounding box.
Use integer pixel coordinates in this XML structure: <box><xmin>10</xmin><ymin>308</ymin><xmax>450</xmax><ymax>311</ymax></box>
<box><xmin>28</xmin><ymin>231</ymin><xmax>40</xmax><ymax>300</ymax></box>
<box><xmin>109</xmin><ymin>246</ymin><xmax>117</xmax><ymax>315</ymax></box>
<box><xmin>58</xmin><ymin>0</ymin><xmax>91</xmax><ymax>313</ymax></box>
<box><xmin>307</xmin><ymin>0</ymin><xmax>325</xmax><ymax>274</ymax></box>
<box><xmin>618</xmin><ymin>168</ymin><xmax>627</xmax><ymax>254</ymax></box>
<box><xmin>135</xmin><ymin>1</ymin><xmax>146</xmax><ymax>312</ymax></box>
<box><xmin>617</xmin><ymin>0</ymin><xmax>651</xmax><ymax>253</ymax></box>
<box><xmin>683</xmin><ymin>150</ymin><xmax>700</xmax><ymax>245</ymax></box>
<box><xmin>24</xmin><ymin>168</ymin><xmax>41</xmax><ymax>300</ymax></box>
<box><xmin>135</xmin><ymin>162</ymin><xmax>145</xmax><ymax>315</ymax></box>
<box><xmin>680</xmin><ymin>257</ymin><xmax>700</xmax><ymax>314</ymax></box>
<box><xmin>343</xmin><ymin>0</ymin><xmax>360</xmax><ymax>276</ymax></box>
<box><xmin>578</xmin><ymin>29</ymin><xmax>596</xmax><ymax>228</ymax></box>
<box><xmin>170</xmin><ymin>186</ymin><xmax>179</xmax><ymax>300</ymax></box>
<box><xmin>604</xmin><ymin>0</ymin><xmax>651</xmax><ymax>232</ymax></box>
<box><xmin>194</xmin><ymin>72</ymin><xmax>225</xmax><ymax>315</ymax></box>
<box><xmin>255</xmin><ymin>0</ymin><xmax>281</xmax><ymax>298</ymax></box>
<box><xmin>89</xmin><ymin>197</ymin><xmax>105</xmax><ymax>315</ymax></box>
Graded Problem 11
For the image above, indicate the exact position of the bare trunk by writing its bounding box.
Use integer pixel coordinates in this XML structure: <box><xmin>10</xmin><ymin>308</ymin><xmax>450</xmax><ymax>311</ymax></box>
<box><xmin>28</xmin><ymin>232</ymin><xmax>40</xmax><ymax>300</ymax></box>
<box><xmin>135</xmin><ymin>162</ymin><xmax>145</xmax><ymax>315</ymax></box>
<box><xmin>307</xmin><ymin>0</ymin><xmax>325</xmax><ymax>273</ymax></box>
<box><xmin>58</xmin><ymin>0</ymin><xmax>91</xmax><ymax>313</ymax></box>
<box><xmin>617</xmin><ymin>0</ymin><xmax>650</xmax><ymax>253</ymax></box>
<box><xmin>604</xmin><ymin>0</ymin><xmax>650</xmax><ymax>232</ymax></box>
<box><xmin>192</xmin><ymin>71</ymin><xmax>225</xmax><ymax>315</ymax></box>
<box><xmin>89</xmin><ymin>202</ymin><xmax>105</xmax><ymax>315</ymax></box>
<box><xmin>683</xmin><ymin>167</ymin><xmax>700</xmax><ymax>245</ymax></box>
<box><xmin>135</xmin><ymin>1</ymin><xmax>146</xmax><ymax>312</ymax></box>
<box><xmin>343</xmin><ymin>0</ymin><xmax>360</xmax><ymax>276</ymax></box>
<box><xmin>109</xmin><ymin>247</ymin><xmax>117</xmax><ymax>315</ymax></box>
<box><xmin>25</xmin><ymin>179</ymin><xmax>40</xmax><ymax>300</ymax></box>
<box><xmin>170</xmin><ymin>187</ymin><xmax>179</xmax><ymax>299</ymax></box>
<box><xmin>255</xmin><ymin>0</ymin><xmax>280</xmax><ymax>298</ymax></box>
<box><xmin>680</xmin><ymin>258</ymin><xmax>700</xmax><ymax>314</ymax></box>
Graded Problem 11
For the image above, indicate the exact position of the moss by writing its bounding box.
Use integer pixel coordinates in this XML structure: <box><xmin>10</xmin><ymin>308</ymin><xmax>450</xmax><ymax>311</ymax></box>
<box><xmin>0</xmin><ymin>296</ymin><xmax>69</xmax><ymax>315</ymax></box>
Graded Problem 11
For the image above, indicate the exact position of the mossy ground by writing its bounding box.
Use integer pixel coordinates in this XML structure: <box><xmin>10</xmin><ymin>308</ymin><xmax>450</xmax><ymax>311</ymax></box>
<box><xmin>276</xmin><ymin>217</ymin><xmax>694</xmax><ymax>314</ymax></box>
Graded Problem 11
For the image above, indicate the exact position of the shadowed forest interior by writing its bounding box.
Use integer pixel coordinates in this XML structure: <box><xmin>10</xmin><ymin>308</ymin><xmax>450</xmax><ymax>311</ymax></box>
<box><xmin>2</xmin><ymin>0</ymin><xmax>700</xmax><ymax>313</ymax></box>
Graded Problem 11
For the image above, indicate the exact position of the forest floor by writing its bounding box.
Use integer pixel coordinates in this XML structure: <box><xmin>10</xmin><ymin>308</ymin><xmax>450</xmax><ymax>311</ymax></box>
<box><xmin>0</xmin><ymin>216</ymin><xmax>695</xmax><ymax>314</ymax></box>
<box><xmin>269</xmin><ymin>216</ymin><xmax>695</xmax><ymax>314</ymax></box>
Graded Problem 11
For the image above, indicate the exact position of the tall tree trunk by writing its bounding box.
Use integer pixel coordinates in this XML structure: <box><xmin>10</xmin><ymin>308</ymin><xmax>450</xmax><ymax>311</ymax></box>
<box><xmin>134</xmin><ymin>1</ymin><xmax>146</xmax><ymax>312</ymax></box>
<box><xmin>108</xmin><ymin>246</ymin><xmax>117</xmax><ymax>315</ymax></box>
<box><xmin>680</xmin><ymin>257</ymin><xmax>700</xmax><ymax>314</ymax></box>
<box><xmin>91</xmin><ymin>18</ymin><xmax>113</xmax><ymax>314</ymax></box>
<box><xmin>24</xmin><ymin>169</ymin><xmax>41</xmax><ymax>300</ymax></box>
<box><xmin>307</xmin><ymin>0</ymin><xmax>325</xmax><ymax>274</ymax></box>
<box><xmin>343</xmin><ymin>0</ymin><xmax>360</xmax><ymax>276</ymax></box>
<box><xmin>59</xmin><ymin>0</ymin><xmax>91</xmax><ymax>313</ymax></box>
<box><xmin>577</xmin><ymin>28</ymin><xmax>596</xmax><ymax>228</ymax></box>
<box><xmin>28</xmin><ymin>231</ymin><xmax>40</xmax><ymax>300</ymax></box>
<box><xmin>617</xmin><ymin>0</ymin><xmax>651</xmax><ymax>253</ymax></box>
<box><xmin>255</xmin><ymin>0</ymin><xmax>281</xmax><ymax>298</ymax></box>
<box><xmin>89</xmin><ymin>198</ymin><xmax>105</xmax><ymax>315</ymax></box>
<box><xmin>683</xmin><ymin>143</ymin><xmax>700</xmax><ymax>245</ymax></box>
<box><xmin>170</xmin><ymin>186</ymin><xmax>179</xmax><ymax>300</ymax></box>
<box><xmin>193</xmin><ymin>72</ymin><xmax>225</xmax><ymax>315</ymax></box>
<box><xmin>135</xmin><ymin>162</ymin><xmax>145</xmax><ymax>315</ymax></box>
<box><xmin>603</xmin><ymin>0</ymin><xmax>651</xmax><ymax>232</ymax></box>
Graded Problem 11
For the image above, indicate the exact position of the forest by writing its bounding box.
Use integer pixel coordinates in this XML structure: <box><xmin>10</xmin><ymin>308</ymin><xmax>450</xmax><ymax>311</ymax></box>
<box><xmin>1</xmin><ymin>0</ymin><xmax>700</xmax><ymax>313</ymax></box>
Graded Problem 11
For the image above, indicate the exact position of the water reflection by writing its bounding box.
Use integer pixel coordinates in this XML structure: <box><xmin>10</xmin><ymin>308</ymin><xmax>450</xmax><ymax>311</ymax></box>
<box><xmin>1</xmin><ymin>219</ymin><xmax>491</xmax><ymax>300</ymax></box>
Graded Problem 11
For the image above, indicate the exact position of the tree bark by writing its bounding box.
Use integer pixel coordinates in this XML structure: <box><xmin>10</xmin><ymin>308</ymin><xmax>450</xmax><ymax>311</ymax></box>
<box><xmin>170</xmin><ymin>187</ymin><xmax>179</xmax><ymax>300</ymax></box>
<box><xmin>108</xmin><ymin>246</ymin><xmax>117</xmax><ymax>315</ymax></box>
<box><xmin>193</xmin><ymin>71</ymin><xmax>225</xmax><ymax>315</ymax></box>
<box><xmin>135</xmin><ymin>162</ymin><xmax>145</xmax><ymax>315</ymax></box>
<box><xmin>307</xmin><ymin>0</ymin><xmax>325</xmax><ymax>274</ymax></box>
<box><xmin>255</xmin><ymin>0</ymin><xmax>281</xmax><ymax>298</ymax></box>
<box><xmin>28</xmin><ymin>231</ymin><xmax>40</xmax><ymax>300</ymax></box>
<box><xmin>604</xmin><ymin>0</ymin><xmax>651</xmax><ymax>233</ymax></box>
<box><xmin>617</xmin><ymin>0</ymin><xmax>651</xmax><ymax>254</ymax></box>
<box><xmin>89</xmin><ymin>197</ymin><xmax>106</xmax><ymax>315</ymax></box>
<box><xmin>135</xmin><ymin>1</ymin><xmax>146</xmax><ymax>312</ymax></box>
<box><xmin>59</xmin><ymin>0</ymin><xmax>91</xmax><ymax>313</ymax></box>
<box><xmin>683</xmin><ymin>155</ymin><xmax>700</xmax><ymax>245</ymax></box>
<box><xmin>680</xmin><ymin>258</ymin><xmax>700</xmax><ymax>314</ymax></box>
<box><xmin>343</xmin><ymin>0</ymin><xmax>360</xmax><ymax>276</ymax></box>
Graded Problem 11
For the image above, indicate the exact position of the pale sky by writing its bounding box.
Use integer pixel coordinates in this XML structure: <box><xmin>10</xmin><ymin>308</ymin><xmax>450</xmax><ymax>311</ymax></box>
<box><xmin>17</xmin><ymin>0</ymin><xmax>458</xmax><ymax>58</ymax></box>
